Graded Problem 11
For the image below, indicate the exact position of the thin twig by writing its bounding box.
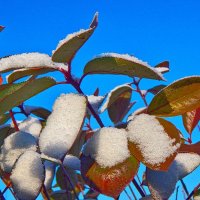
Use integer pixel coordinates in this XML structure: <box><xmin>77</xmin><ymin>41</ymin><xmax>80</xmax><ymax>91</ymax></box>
<box><xmin>186</xmin><ymin>183</ymin><xmax>200</xmax><ymax>200</ymax></box>
<box><xmin>124</xmin><ymin>189</ymin><xmax>132</xmax><ymax>200</ymax></box>
<box><xmin>9</xmin><ymin>110</ymin><xmax>19</xmax><ymax>131</ymax></box>
<box><xmin>180</xmin><ymin>179</ymin><xmax>190</xmax><ymax>197</ymax></box>
<box><xmin>61</xmin><ymin>165</ymin><xmax>80</xmax><ymax>200</ymax></box>
<box><xmin>0</xmin><ymin>191</ymin><xmax>6</xmax><ymax>200</ymax></box>
<box><xmin>128</xmin><ymin>184</ymin><xmax>137</xmax><ymax>200</ymax></box>
<box><xmin>42</xmin><ymin>185</ymin><xmax>50</xmax><ymax>200</ymax></box>
<box><xmin>175</xmin><ymin>186</ymin><xmax>179</xmax><ymax>200</ymax></box>
<box><xmin>132</xmin><ymin>178</ymin><xmax>145</xmax><ymax>197</ymax></box>
<box><xmin>136</xmin><ymin>174</ymin><xmax>147</xmax><ymax>195</ymax></box>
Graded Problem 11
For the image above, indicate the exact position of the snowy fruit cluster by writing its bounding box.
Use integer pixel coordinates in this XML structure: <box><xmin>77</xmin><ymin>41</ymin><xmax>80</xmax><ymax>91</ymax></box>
<box><xmin>0</xmin><ymin>13</ymin><xmax>200</xmax><ymax>200</ymax></box>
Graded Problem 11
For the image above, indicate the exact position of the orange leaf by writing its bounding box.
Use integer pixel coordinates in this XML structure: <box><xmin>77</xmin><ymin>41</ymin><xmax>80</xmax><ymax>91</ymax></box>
<box><xmin>81</xmin><ymin>155</ymin><xmax>139</xmax><ymax>198</ymax></box>
<box><xmin>182</xmin><ymin>107</ymin><xmax>200</xmax><ymax>134</ymax></box>
<box><xmin>0</xmin><ymin>75</ymin><xmax>3</xmax><ymax>85</ymax></box>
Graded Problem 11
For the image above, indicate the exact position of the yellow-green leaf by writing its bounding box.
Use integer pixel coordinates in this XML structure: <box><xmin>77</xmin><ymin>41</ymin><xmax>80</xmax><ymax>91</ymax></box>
<box><xmin>7</xmin><ymin>68</ymin><xmax>55</xmax><ymax>83</ymax></box>
<box><xmin>0</xmin><ymin>113</ymin><xmax>10</xmax><ymax>125</ymax></box>
<box><xmin>84</xmin><ymin>53</ymin><xmax>164</xmax><ymax>80</ymax></box>
<box><xmin>0</xmin><ymin>77</ymin><xmax>56</xmax><ymax>115</ymax></box>
<box><xmin>148</xmin><ymin>76</ymin><xmax>200</xmax><ymax>117</ymax></box>
<box><xmin>52</xmin><ymin>12</ymin><xmax>98</xmax><ymax>63</ymax></box>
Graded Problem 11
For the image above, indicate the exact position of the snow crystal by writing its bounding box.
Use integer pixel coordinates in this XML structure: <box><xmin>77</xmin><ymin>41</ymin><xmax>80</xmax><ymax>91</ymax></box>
<box><xmin>0</xmin><ymin>131</ymin><xmax>37</xmax><ymax>172</ymax></box>
<box><xmin>63</xmin><ymin>154</ymin><xmax>81</xmax><ymax>170</ymax></box>
<box><xmin>44</xmin><ymin>160</ymin><xmax>56</xmax><ymax>190</ymax></box>
<box><xmin>18</xmin><ymin>116</ymin><xmax>42</xmax><ymax>139</ymax></box>
<box><xmin>39</xmin><ymin>93</ymin><xmax>87</xmax><ymax>160</ymax></box>
<box><xmin>83</xmin><ymin>127</ymin><xmax>130</xmax><ymax>168</ymax></box>
<box><xmin>87</xmin><ymin>95</ymin><xmax>104</xmax><ymax>114</ymax></box>
<box><xmin>0</xmin><ymin>52</ymin><xmax>68</xmax><ymax>72</ymax></box>
<box><xmin>127</xmin><ymin>114</ymin><xmax>180</xmax><ymax>166</ymax></box>
<box><xmin>175</xmin><ymin>153</ymin><xmax>200</xmax><ymax>179</ymax></box>
<box><xmin>53</xmin><ymin>29</ymin><xmax>87</xmax><ymax>53</ymax></box>
<box><xmin>100</xmin><ymin>84</ymin><xmax>132</xmax><ymax>113</ymax></box>
<box><xmin>10</xmin><ymin>151</ymin><xmax>44</xmax><ymax>200</ymax></box>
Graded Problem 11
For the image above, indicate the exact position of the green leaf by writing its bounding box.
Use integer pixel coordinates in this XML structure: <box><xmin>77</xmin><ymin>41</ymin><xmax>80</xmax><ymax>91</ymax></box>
<box><xmin>0</xmin><ymin>77</ymin><xmax>56</xmax><ymax>115</ymax></box>
<box><xmin>30</xmin><ymin>107</ymin><xmax>51</xmax><ymax>120</ymax></box>
<box><xmin>56</xmin><ymin>166</ymin><xmax>78</xmax><ymax>191</ymax></box>
<box><xmin>148</xmin><ymin>76</ymin><xmax>200</xmax><ymax>117</ymax></box>
<box><xmin>147</xmin><ymin>84</ymin><xmax>166</xmax><ymax>95</ymax></box>
<box><xmin>7</xmin><ymin>68</ymin><xmax>56</xmax><ymax>83</ymax></box>
<box><xmin>154</xmin><ymin>61</ymin><xmax>169</xmax><ymax>73</ymax></box>
<box><xmin>0</xmin><ymin>113</ymin><xmax>10</xmax><ymax>125</ymax></box>
<box><xmin>84</xmin><ymin>53</ymin><xmax>164</xmax><ymax>80</ymax></box>
<box><xmin>182</xmin><ymin>107</ymin><xmax>200</xmax><ymax>134</ymax></box>
<box><xmin>52</xmin><ymin>12</ymin><xmax>98</xmax><ymax>63</ymax></box>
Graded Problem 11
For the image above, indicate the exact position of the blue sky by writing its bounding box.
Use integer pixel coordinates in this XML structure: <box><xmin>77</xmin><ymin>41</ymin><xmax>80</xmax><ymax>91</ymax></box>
<box><xmin>0</xmin><ymin>0</ymin><xmax>200</xmax><ymax>199</ymax></box>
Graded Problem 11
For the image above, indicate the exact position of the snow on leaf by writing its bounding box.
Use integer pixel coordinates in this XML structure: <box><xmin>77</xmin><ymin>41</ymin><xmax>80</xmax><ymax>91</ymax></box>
<box><xmin>154</xmin><ymin>61</ymin><xmax>169</xmax><ymax>74</ymax></box>
<box><xmin>87</xmin><ymin>95</ymin><xmax>105</xmax><ymax>114</ymax></box>
<box><xmin>83</xmin><ymin>127</ymin><xmax>130</xmax><ymax>167</ymax></box>
<box><xmin>84</xmin><ymin>53</ymin><xmax>165</xmax><ymax>80</ymax></box>
<box><xmin>11</xmin><ymin>151</ymin><xmax>45</xmax><ymax>200</ymax></box>
<box><xmin>146</xmin><ymin>153</ymin><xmax>200</xmax><ymax>200</ymax></box>
<box><xmin>0</xmin><ymin>131</ymin><xmax>37</xmax><ymax>173</ymax></box>
<box><xmin>39</xmin><ymin>93</ymin><xmax>87</xmax><ymax>160</ymax></box>
<box><xmin>63</xmin><ymin>154</ymin><xmax>81</xmax><ymax>170</ymax></box>
<box><xmin>127</xmin><ymin>114</ymin><xmax>181</xmax><ymax>170</ymax></box>
<box><xmin>18</xmin><ymin>116</ymin><xmax>42</xmax><ymax>139</ymax></box>
<box><xmin>44</xmin><ymin>160</ymin><xmax>56</xmax><ymax>190</ymax></box>
<box><xmin>0</xmin><ymin>52</ymin><xmax>68</xmax><ymax>73</ymax></box>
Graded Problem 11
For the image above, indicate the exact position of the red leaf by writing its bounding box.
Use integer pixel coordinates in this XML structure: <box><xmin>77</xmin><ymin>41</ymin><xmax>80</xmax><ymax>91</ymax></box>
<box><xmin>0</xmin><ymin>75</ymin><xmax>3</xmax><ymax>85</ymax></box>
<box><xmin>179</xmin><ymin>142</ymin><xmax>200</xmax><ymax>155</ymax></box>
<box><xmin>182</xmin><ymin>108</ymin><xmax>200</xmax><ymax>134</ymax></box>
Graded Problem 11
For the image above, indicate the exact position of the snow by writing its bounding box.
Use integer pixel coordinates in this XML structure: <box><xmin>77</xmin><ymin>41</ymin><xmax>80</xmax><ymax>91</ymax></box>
<box><xmin>83</xmin><ymin>127</ymin><xmax>130</xmax><ymax>168</ymax></box>
<box><xmin>0</xmin><ymin>52</ymin><xmax>68</xmax><ymax>72</ymax></box>
<box><xmin>127</xmin><ymin>107</ymin><xmax>147</xmax><ymax>122</ymax></box>
<box><xmin>175</xmin><ymin>153</ymin><xmax>200</xmax><ymax>179</ymax></box>
<box><xmin>53</xmin><ymin>29</ymin><xmax>87</xmax><ymax>53</ymax></box>
<box><xmin>10</xmin><ymin>151</ymin><xmax>44</xmax><ymax>200</ymax></box>
<box><xmin>39</xmin><ymin>93</ymin><xmax>87</xmax><ymax>160</ymax></box>
<box><xmin>63</xmin><ymin>154</ymin><xmax>81</xmax><ymax>170</ymax></box>
<box><xmin>87</xmin><ymin>95</ymin><xmax>104</xmax><ymax>114</ymax></box>
<box><xmin>44</xmin><ymin>160</ymin><xmax>56</xmax><ymax>190</ymax></box>
<box><xmin>127</xmin><ymin>114</ymin><xmax>180</xmax><ymax>167</ymax></box>
<box><xmin>0</xmin><ymin>131</ymin><xmax>37</xmax><ymax>172</ymax></box>
<box><xmin>146</xmin><ymin>153</ymin><xmax>200</xmax><ymax>200</ymax></box>
<box><xmin>18</xmin><ymin>116</ymin><xmax>42</xmax><ymax>139</ymax></box>
<box><xmin>100</xmin><ymin>84</ymin><xmax>132</xmax><ymax>113</ymax></box>
<box><xmin>97</xmin><ymin>53</ymin><xmax>151</xmax><ymax>67</ymax></box>
<box><xmin>155</xmin><ymin>67</ymin><xmax>169</xmax><ymax>73</ymax></box>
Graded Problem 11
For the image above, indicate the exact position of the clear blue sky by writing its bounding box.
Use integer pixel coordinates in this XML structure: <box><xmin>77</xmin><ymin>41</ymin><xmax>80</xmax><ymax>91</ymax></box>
<box><xmin>0</xmin><ymin>0</ymin><xmax>200</xmax><ymax>199</ymax></box>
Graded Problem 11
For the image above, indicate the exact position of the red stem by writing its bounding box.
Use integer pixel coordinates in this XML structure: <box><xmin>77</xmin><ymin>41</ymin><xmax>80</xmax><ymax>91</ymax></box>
<box><xmin>9</xmin><ymin>110</ymin><xmax>19</xmax><ymax>131</ymax></box>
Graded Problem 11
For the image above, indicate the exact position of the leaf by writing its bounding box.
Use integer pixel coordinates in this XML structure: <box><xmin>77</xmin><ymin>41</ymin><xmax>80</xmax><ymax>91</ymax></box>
<box><xmin>0</xmin><ymin>75</ymin><xmax>3</xmax><ymax>84</ymax></box>
<box><xmin>0</xmin><ymin>113</ymin><xmax>10</xmax><ymax>125</ymax></box>
<box><xmin>182</xmin><ymin>107</ymin><xmax>200</xmax><ymax>134</ymax></box>
<box><xmin>0</xmin><ymin>26</ymin><xmax>5</xmax><ymax>32</ymax></box>
<box><xmin>154</xmin><ymin>61</ymin><xmax>169</xmax><ymax>74</ymax></box>
<box><xmin>0</xmin><ymin>77</ymin><xmax>56</xmax><ymax>115</ymax></box>
<box><xmin>50</xmin><ymin>191</ymin><xmax>75</xmax><ymax>200</ymax></box>
<box><xmin>147</xmin><ymin>76</ymin><xmax>200</xmax><ymax>117</ymax></box>
<box><xmin>26</xmin><ymin>106</ymin><xmax>51</xmax><ymax>120</ymax></box>
<box><xmin>179</xmin><ymin>142</ymin><xmax>200</xmax><ymax>155</ymax></box>
<box><xmin>7</xmin><ymin>68</ymin><xmax>55</xmax><ymax>83</ymax></box>
<box><xmin>52</xmin><ymin>12</ymin><xmax>98</xmax><ymax>63</ymax></box>
<box><xmin>127</xmin><ymin>115</ymin><xmax>181</xmax><ymax>171</ymax></box>
<box><xmin>56</xmin><ymin>166</ymin><xmax>78</xmax><ymax>191</ymax></box>
<box><xmin>0</xmin><ymin>125</ymin><xmax>14</xmax><ymax>147</ymax></box>
<box><xmin>147</xmin><ymin>85</ymin><xmax>166</xmax><ymax>95</ymax></box>
<box><xmin>84</xmin><ymin>53</ymin><xmax>164</xmax><ymax>80</ymax></box>
<box><xmin>81</xmin><ymin>155</ymin><xmax>139</xmax><ymax>198</ymax></box>
<box><xmin>39</xmin><ymin>94</ymin><xmax>87</xmax><ymax>160</ymax></box>
<box><xmin>10</xmin><ymin>151</ymin><xmax>45</xmax><ymax>200</ymax></box>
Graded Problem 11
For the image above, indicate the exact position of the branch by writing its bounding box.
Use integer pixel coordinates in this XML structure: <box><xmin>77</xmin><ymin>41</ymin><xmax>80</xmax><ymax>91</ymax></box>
<box><xmin>186</xmin><ymin>183</ymin><xmax>200</xmax><ymax>200</ymax></box>
<box><xmin>132</xmin><ymin>178</ymin><xmax>145</xmax><ymax>197</ymax></box>
<box><xmin>9</xmin><ymin>110</ymin><xmax>19</xmax><ymax>131</ymax></box>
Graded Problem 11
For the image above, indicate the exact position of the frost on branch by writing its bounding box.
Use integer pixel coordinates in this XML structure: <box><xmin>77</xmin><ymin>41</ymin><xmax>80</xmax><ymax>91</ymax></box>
<box><xmin>18</xmin><ymin>116</ymin><xmax>42</xmax><ymax>139</ymax></box>
<box><xmin>0</xmin><ymin>131</ymin><xmax>37</xmax><ymax>173</ymax></box>
<box><xmin>83</xmin><ymin>127</ymin><xmax>130</xmax><ymax>167</ymax></box>
<box><xmin>10</xmin><ymin>151</ymin><xmax>44</xmax><ymax>200</ymax></box>
<box><xmin>39</xmin><ymin>93</ymin><xmax>87</xmax><ymax>160</ymax></box>
<box><xmin>127</xmin><ymin>114</ymin><xmax>181</xmax><ymax>170</ymax></box>
<box><xmin>146</xmin><ymin>153</ymin><xmax>200</xmax><ymax>199</ymax></box>
<box><xmin>0</xmin><ymin>52</ymin><xmax>68</xmax><ymax>72</ymax></box>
